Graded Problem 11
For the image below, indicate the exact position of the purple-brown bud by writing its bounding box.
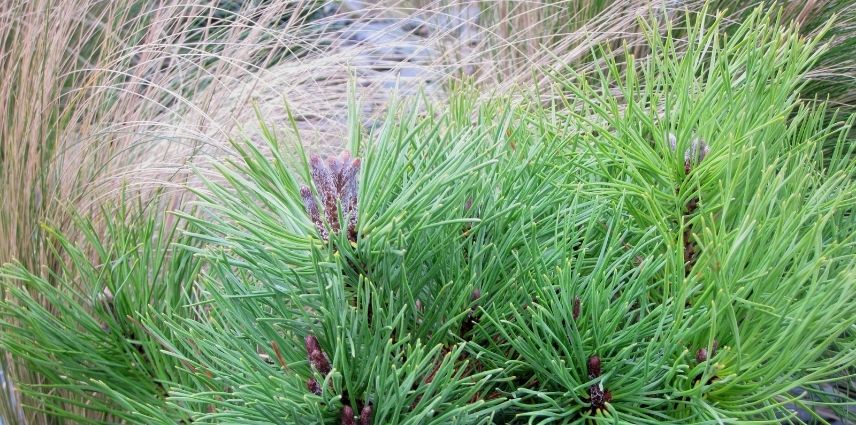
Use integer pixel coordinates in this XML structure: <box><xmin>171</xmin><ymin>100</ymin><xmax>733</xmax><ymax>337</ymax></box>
<box><xmin>307</xmin><ymin>378</ymin><xmax>322</xmax><ymax>395</ymax></box>
<box><xmin>588</xmin><ymin>385</ymin><xmax>612</xmax><ymax>412</ymax></box>
<box><xmin>309</xmin><ymin>349</ymin><xmax>331</xmax><ymax>375</ymax></box>
<box><xmin>685</xmin><ymin>197</ymin><xmax>699</xmax><ymax>214</ymax></box>
<box><xmin>305</xmin><ymin>335</ymin><xmax>331</xmax><ymax>375</ymax></box>
<box><xmin>305</xmin><ymin>335</ymin><xmax>320</xmax><ymax>353</ymax></box>
<box><xmin>696</xmin><ymin>340</ymin><xmax>719</xmax><ymax>363</ymax></box>
<box><xmin>460</xmin><ymin>289</ymin><xmax>482</xmax><ymax>337</ymax></box>
<box><xmin>668</xmin><ymin>133</ymin><xmax>710</xmax><ymax>175</ymax></box>
<box><xmin>586</xmin><ymin>355</ymin><xmax>610</xmax><ymax>412</ymax></box>
<box><xmin>341</xmin><ymin>405</ymin><xmax>355</xmax><ymax>425</ymax></box>
<box><xmin>587</xmin><ymin>356</ymin><xmax>602</xmax><ymax>379</ymax></box>
<box><xmin>572</xmin><ymin>297</ymin><xmax>581</xmax><ymax>321</ymax></box>
<box><xmin>359</xmin><ymin>404</ymin><xmax>373</xmax><ymax>425</ymax></box>
<box><xmin>303</xmin><ymin>151</ymin><xmax>361</xmax><ymax>242</ymax></box>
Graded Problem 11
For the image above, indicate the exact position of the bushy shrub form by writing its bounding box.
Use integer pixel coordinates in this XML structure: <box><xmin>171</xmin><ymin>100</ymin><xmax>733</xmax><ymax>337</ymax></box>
<box><xmin>1</xmin><ymin>7</ymin><xmax>854</xmax><ymax>425</ymax></box>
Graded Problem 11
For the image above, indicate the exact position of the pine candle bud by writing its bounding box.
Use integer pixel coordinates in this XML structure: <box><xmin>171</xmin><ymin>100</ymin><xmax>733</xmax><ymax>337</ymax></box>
<box><xmin>304</xmin><ymin>335</ymin><xmax>321</xmax><ymax>355</ymax></box>
<box><xmin>685</xmin><ymin>138</ymin><xmax>710</xmax><ymax>166</ymax></box>
<box><xmin>460</xmin><ymin>289</ymin><xmax>482</xmax><ymax>336</ymax></box>
<box><xmin>300</xmin><ymin>187</ymin><xmax>327</xmax><ymax>240</ymax></box>
<box><xmin>696</xmin><ymin>340</ymin><xmax>719</xmax><ymax>363</ymax></box>
<box><xmin>572</xmin><ymin>297</ymin><xmax>581</xmax><ymax>321</ymax></box>
<box><xmin>305</xmin><ymin>335</ymin><xmax>331</xmax><ymax>375</ymax></box>
<box><xmin>341</xmin><ymin>405</ymin><xmax>356</xmax><ymax>425</ymax></box>
<box><xmin>301</xmin><ymin>151</ymin><xmax>361</xmax><ymax>242</ymax></box>
<box><xmin>586</xmin><ymin>355</ymin><xmax>611</xmax><ymax>412</ymax></box>
<box><xmin>471</xmin><ymin>288</ymin><xmax>482</xmax><ymax>301</ymax></box>
<box><xmin>359</xmin><ymin>404</ymin><xmax>372</xmax><ymax>425</ymax></box>
<box><xmin>309</xmin><ymin>349</ymin><xmax>331</xmax><ymax>375</ymax></box>
<box><xmin>685</xmin><ymin>197</ymin><xmax>699</xmax><ymax>214</ymax></box>
<box><xmin>588</xmin><ymin>385</ymin><xmax>612</xmax><ymax>413</ymax></box>
<box><xmin>667</xmin><ymin>133</ymin><xmax>710</xmax><ymax>174</ymax></box>
<box><xmin>587</xmin><ymin>356</ymin><xmax>601</xmax><ymax>379</ymax></box>
<box><xmin>307</xmin><ymin>378</ymin><xmax>322</xmax><ymax>395</ymax></box>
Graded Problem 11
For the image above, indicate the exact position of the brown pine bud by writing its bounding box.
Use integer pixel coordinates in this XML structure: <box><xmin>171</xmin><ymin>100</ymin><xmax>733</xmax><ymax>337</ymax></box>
<box><xmin>309</xmin><ymin>155</ymin><xmax>334</xmax><ymax>199</ymax></box>
<box><xmin>341</xmin><ymin>156</ymin><xmax>360</xmax><ymax>243</ymax></box>
<box><xmin>305</xmin><ymin>335</ymin><xmax>321</xmax><ymax>355</ymax></box>
<box><xmin>667</xmin><ymin>133</ymin><xmax>709</xmax><ymax>175</ymax></box>
<box><xmin>572</xmin><ymin>297</ymin><xmax>581</xmax><ymax>321</ymax></box>
<box><xmin>307</xmin><ymin>378</ymin><xmax>322</xmax><ymax>395</ymax></box>
<box><xmin>309</xmin><ymin>349</ymin><xmax>331</xmax><ymax>375</ymax></box>
<box><xmin>588</xmin><ymin>385</ymin><xmax>611</xmax><ymax>412</ymax></box>
<box><xmin>359</xmin><ymin>404</ymin><xmax>373</xmax><ymax>425</ymax></box>
<box><xmin>301</xmin><ymin>186</ymin><xmax>328</xmax><ymax>241</ymax></box>
<box><xmin>586</xmin><ymin>356</ymin><xmax>611</xmax><ymax>413</ymax></box>
<box><xmin>341</xmin><ymin>405</ymin><xmax>356</xmax><ymax>425</ymax></box>
<box><xmin>460</xmin><ymin>289</ymin><xmax>482</xmax><ymax>337</ymax></box>
<box><xmin>304</xmin><ymin>151</ymin><xmax>361</xmax><ymax>242</ymax></box>
<box><xmin>587</xmin><ymin>356</ymin><xmax>601</xmax><ymax>379</ymax></box>
<box><xmin>99</xmin><ymin>287</ymin><xmax>114</xmax><ymax>304</ymax></box>
<box><xmin>686</xmin><ymin>138</ymin><xmax>710</xmax><ymax>165</ymax></box>
<box><xmin>305</xmin><ymin>335</ymin><xmax>331</xmax><ymax>375</ymax></box>
<box><xmin>460</xmin><ymin>313</ymin><xmax>476</xmax><ymax>336</ymax></box>
<box><xmin>697</xmin><ymin>340</ymin><xmax>719</xmax><ymax>363</ymax></box>
<box><xmin>685</xmin><ymin>197</ymin><xmax>699</xmax><ymax>214</ymax></box>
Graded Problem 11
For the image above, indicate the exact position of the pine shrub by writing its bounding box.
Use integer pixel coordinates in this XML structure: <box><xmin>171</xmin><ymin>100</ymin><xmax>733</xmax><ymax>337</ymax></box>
<box><xmin>1</xmin><ymin>7</ymin><xmax>855</xmax><ymax>425</ymax></box>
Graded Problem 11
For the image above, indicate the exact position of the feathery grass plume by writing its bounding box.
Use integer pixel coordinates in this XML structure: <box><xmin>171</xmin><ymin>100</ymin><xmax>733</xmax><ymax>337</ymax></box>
<box><xmin>0</xmin><ymin>362</ymin><xmax>22</xmax><ymax>425</ymax></box>
<box><xmin>178</xmin><ymin>0</ymin><xmax>692</xmax><ymax>155</ymax></box>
